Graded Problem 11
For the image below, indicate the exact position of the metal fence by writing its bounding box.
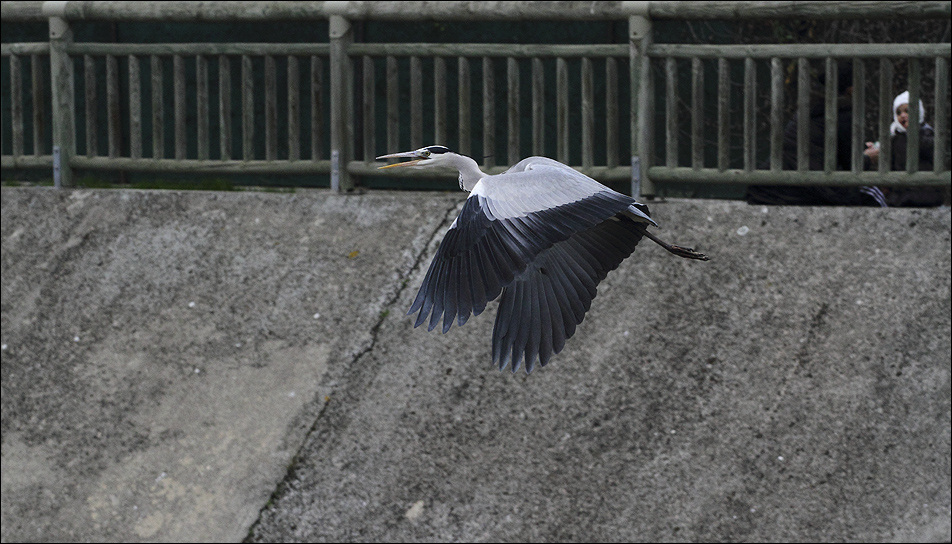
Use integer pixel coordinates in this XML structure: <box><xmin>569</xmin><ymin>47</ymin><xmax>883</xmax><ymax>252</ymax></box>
<box><xmin>1</xmin><ymin>1</ymin><xmax>950</xmax><ymax>197</ymax></box>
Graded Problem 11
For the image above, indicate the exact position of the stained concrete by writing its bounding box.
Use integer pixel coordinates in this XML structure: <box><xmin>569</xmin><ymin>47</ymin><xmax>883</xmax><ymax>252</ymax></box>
<box><xmin>1</xmin><ymin>187</ymin><xmax>949</xmax><ymax>542</ymax></box>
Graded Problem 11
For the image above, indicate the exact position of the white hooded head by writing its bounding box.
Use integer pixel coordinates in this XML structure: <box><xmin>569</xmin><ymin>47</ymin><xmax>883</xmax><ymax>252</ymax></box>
<box><xmin>890</xmin><ymin>90</ymin><xmax>927</xmax><ymax>135</ymax></box>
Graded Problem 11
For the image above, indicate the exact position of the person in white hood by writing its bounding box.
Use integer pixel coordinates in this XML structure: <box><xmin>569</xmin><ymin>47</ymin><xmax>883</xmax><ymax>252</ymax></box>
<box><xmin>890</xmin><ymin>90</ymin><xmax>928</xmax><ymax>136</ymax></box>
<box><xmin>864</xmin><ymin>90</ymin><xmax>941</xmax><ymax>206</ymax></box>
<box><xmin>865</xmin><ymin>90</ymin><xmax>934</xmax><ymax>172</ymax></box>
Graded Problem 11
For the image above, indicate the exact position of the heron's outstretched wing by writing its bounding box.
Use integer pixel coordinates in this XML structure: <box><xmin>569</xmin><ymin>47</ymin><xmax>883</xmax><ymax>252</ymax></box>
<box><xmin>491</xmin><ymin>214</ymin><xmax>647</xmax><ymax>373</ymax></box>
<box><xmin>407</xmin><ymin>162</ymin><xmax>647</xmax><ymax>334</ymax></box>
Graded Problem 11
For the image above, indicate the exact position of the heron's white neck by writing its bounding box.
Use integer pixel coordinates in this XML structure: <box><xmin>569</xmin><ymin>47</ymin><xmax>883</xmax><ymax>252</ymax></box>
<box><xmin>448</xmin><ymin>153</ymin><xmax>486</xmax><ymax>192</ymax></box>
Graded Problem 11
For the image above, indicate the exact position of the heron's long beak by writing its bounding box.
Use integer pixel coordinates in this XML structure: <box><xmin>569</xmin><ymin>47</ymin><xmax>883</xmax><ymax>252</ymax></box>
<box><xmin>376</xmin><ymin>151</ymin><xmax>425</xmax><ymax>169</ymax></box>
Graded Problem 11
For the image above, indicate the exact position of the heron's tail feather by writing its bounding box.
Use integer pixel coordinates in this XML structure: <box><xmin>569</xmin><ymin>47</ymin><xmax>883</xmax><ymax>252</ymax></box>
<box><xmin>624</xmin><ymin>203</ymin><xmax>658</xmax><ymax>227</ymax></box>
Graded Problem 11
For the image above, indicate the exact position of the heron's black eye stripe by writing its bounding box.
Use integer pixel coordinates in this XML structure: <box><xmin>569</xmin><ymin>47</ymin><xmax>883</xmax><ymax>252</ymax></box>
<box><xmin>426</xmin><ymin>145</ymin><xmax>451</xmax><ymax>155</ymax></box>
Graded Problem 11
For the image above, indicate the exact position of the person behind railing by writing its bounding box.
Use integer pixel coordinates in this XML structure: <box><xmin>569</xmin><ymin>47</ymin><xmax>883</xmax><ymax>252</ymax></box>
<box><xmin>746</xmin><ymin>62</ymin><xmax>887</xmax><ymax>207</ymax></box>
<box><xmin>862</xmin><ymin>90</ymin><xmax>943</xmax><ymax>207</ymax></box>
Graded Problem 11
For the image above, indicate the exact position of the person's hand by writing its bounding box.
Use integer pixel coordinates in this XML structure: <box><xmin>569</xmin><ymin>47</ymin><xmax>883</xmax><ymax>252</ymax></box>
<box><xmin>864</xmin><ymin>141</ymin><xmax>880</xmax><ymax>165</ymax></box>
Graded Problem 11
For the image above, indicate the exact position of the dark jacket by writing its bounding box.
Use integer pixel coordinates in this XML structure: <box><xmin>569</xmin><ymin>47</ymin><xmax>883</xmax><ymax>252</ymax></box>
<box><xmin>883</xmin><ymin>123</ymin><xmax>943</xmax><ymax>207</ymax></box>
<box><xmin>889</xmin><ymin>123</ymin><xmax>934</xmax><ymax>172</ymax></box>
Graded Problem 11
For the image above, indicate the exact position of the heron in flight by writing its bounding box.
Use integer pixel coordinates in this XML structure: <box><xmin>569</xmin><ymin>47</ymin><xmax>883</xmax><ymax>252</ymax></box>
<box><xmin>378</xmin><ymin>145</ymin><xmax>708</xmax><ymax>374</ymax></box>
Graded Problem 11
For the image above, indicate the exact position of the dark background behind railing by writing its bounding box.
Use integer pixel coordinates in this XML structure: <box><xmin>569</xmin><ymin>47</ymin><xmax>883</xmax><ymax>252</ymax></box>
<box><xmin>2</xmin><ymin>3</ymin><xmax>950</xmax><ymax>197</ymax></box>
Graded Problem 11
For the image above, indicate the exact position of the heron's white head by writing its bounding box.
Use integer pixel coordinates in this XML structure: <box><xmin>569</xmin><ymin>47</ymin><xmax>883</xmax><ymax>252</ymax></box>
<box><xmin>376</xmin><ymin>145</ymin><xmax>485</xmax><ymax>191</ymax></box>
<box><xmin>376</xmin><ymin>145</ymin><xmax>455</xmax><ymax>169</ymax></box>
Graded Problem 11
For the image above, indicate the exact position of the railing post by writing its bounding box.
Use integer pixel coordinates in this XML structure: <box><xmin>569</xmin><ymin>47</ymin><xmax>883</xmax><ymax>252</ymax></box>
<box><xmin>628</xmin><ymin>4</ymin><xmax>653</xmax><ymax>198</ymax></box>
<box><xmin>45</xmin><ymin>3</ymin><xmax>75</xmax><ymax>188</ymax></box>
<box><xmin>329</xmin><ymin>14</ymin><xmax>354</xmax><ymax>192</ymax></box>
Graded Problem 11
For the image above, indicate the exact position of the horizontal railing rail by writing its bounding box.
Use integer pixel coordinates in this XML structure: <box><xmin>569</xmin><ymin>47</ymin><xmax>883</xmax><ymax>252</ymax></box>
<box><xmin>68</xmin><ymin>43</ymin><xmax>332</xmax><ymax>56</ymax></box>
<box><xmin>649</xmin><ymin>43</ymin><xmax>951</xmax><ymax>59</ymax></box>
<box><xmin>3</xmin><ymin>1</ymin><xmax>947</xmax><ymax>22</ymax></box>
<box><xmin>347</xmin><ymin>44</ymin><xmax>628</xmax><ymax>58</ymax></box>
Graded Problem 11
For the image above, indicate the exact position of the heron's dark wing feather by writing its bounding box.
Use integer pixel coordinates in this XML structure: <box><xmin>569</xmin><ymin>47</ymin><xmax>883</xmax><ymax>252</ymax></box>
<box><xmin>492</xmin><ymin>214</ymin><xmax>647</xmax><ymax>373</ymax></box>
<box><xmin>408</xmin><ymin>188</ymin><xmax>636</xmax><ymax>334</ymax></box>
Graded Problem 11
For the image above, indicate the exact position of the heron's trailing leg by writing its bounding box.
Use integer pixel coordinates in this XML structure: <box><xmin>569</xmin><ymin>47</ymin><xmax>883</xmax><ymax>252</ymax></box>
<box><xmin>637</xmin><ymin>225</ymin><xmax>709</xmax><ymax>261</ymax></box>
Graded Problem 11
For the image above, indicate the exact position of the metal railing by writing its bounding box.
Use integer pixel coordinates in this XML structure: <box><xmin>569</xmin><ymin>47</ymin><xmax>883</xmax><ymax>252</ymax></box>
<box><xmin>1</xmin><ymin>1</ymin><xmax>950</xmax><ymax>197</ymax></box>
<box><xmin>646</xmin><ymin>44</ymin><xmax>951</xmax><ymax>189</ymax></box>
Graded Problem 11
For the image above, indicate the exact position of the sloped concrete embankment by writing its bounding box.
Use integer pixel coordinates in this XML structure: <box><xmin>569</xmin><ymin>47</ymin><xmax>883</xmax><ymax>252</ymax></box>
<box><xmin>1</xmin><ymin>187</ymin><xmax>949</xmax><ymax>542</ymax></box>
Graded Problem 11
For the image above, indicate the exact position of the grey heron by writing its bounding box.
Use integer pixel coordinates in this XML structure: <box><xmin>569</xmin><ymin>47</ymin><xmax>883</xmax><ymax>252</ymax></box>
<box><xmin>378</xmin><ymin>145</ymin><xmax>708</xmax><ymax>374</ymax></box>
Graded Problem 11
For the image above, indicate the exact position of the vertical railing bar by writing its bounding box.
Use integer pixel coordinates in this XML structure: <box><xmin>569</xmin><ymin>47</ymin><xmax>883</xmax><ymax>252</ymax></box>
<box><xmin>31</xmin><ymin>54</ymin><xmax>45</xmax><ymax>155</ymax></box>
<box><xmin>743</xmin><ymin>57</ymin><xmax>755</xmax><ymax>172</ymax></box>
<box><xmin>629</xmin><ymin>29</ymin><xmax>637</xmax><ymax>161</ymax></box>
<box><xmin>265</xmin><ymin>54</ymin><xmax>277</xmax><ymax>161</ymax></box>
<box><xmin>386</xmin><ymin>56</ymin><xmax>399</xmax><ymax>155</ymax></box>
<box><xmin>508</xmin><ymin>57</ymin><xmax>520</xmax><ymax>166</ymax></box>
<box><xmin>532</xmin><ymin>57</ymin><xmax>544</xmax><ymax>157</ymax></box>
<box><xmin>718</xmin><ymin>57</ymin><xmax>729</xmax><ymax>171</ymax></box>
<box><xmin>287</xmin><ymin>55</ymin><xmax>300</xmax><ymax>161</ymax></box>
<box><xmin>797</xmin><ymin>58</ymin><xmax>809</xmax><ymax>171</ymax></box>
<box><xmin>11</xmin><ymin>55</ymin><xmax>24</xmax><ymax>158</ymax></box>
<box><xmin>311</xmin><ymin>56</ymin><xmax>323</xmax><ymax>161</ymax></box>
<box><xmin>631</xmin><ymin>14</ymin><xmax>654</xmax><ymax>197</ymax></box>
<box><xmin>174</xmin><ymin>54</ymin><xmax>186</xmax><ymax>160</ymax></box>
<box><xmin>196</xmin><ymin>54</ymin><xmax>209</xmax><ymax>161</ymax></box>
<box><xmin>458</xmin><ymin>57</ymin><xmax>471</xmax><ymax>157</ymax></box>
<box><xmin>151</xmin><ymin>55</ymin><xmax>163</xmax><ymax>159</ymax></box>
<box><xmin>665</xmin><ymin>57</ymin><xmax>677</xmax><ymax>168</ymax></box>
<box><xmin>106</xmin><ymin>54</ymin><xmax>120</xmax><ymax>158</ymax></box>
<box><xmin>434</xmin><ymin>56</ymin><xmax>447</xmax><ymax>146</ymax></box>
<box><xmin>483</xmin><ymin>57</ymin><xmax>496</xmax><ymax>168</ymax></box>
<box><xmin>328</xmin><ymin>15</ymin><xmax>353</xmax><ymax>190</ymax></box>
<box><xmin>362</xmin><ymin>56</ymin><xmax>375</xmax><ymax>162</ymax></box>
<box><xmin>769</xmin><ymin>57</ymin><xmax>783</xmax><ymax>171</ymax></box>
<box><xmin>822</xmin><ymin>58</ymin><xmax>837</xmax><ymax>173</ymax></box>
<box><xmin>242</xmin><ymin>54</ymin><xmax>254</xmax><ymax>160</ymax></box>
<box><xmin>581</xmin><ymin>57</ymin><xmax>594</xmax><ymax>169</ymax></box>
<box><xmin>556</xmin><ymin>57</ymin><xmax>568</xmax><ymax>164</ymax></box>
<box><xmin>878</xmin><ymin>58</ymin><xmax>893</xmax><ymax>175</ymax></box>
<box><xmin>850</xmin><ymin>58</ymin><xmax>865</xmax><ymax>174</ymax></box>
<box><xmin>410</xmin><ymin>56</ymin><xmax>423</xmax><ymax>150</ymax></box>
<box><xmin>934</xmin><ymin>57</ymin><xmax>949</xmax><ymax>175</ymax></box>
<box><xmin>906</xmin><ymin>58</ymin><xmax>921</xmax><ymax>174</ymax></box>
<box><xmin>49</xmin><ymin>14</ymin><xmax>75</xmax><ymax>186</ymax></box>
<box><xmin>691</xmin><ymin>57</ymin><xmax>703</xmax><ymax>169</ymax></box>
<box><xmin>129</xmin><ymin>54</ymin><xmax>142</xmax><ymax>159</ymax></box>
<box><xmin>219</xmin><ymin>55</ymin><xmax>232</xmax><ymax>161</ymax></box>
<box><xmin>606</xmin><ymin>57</ymin><xmax>619</xmax><ymax>169</ymax></box>
<box><xmin>85</xmin><ymin>54</ymin><xmax>97</xmax><ymax>157</ymax></box>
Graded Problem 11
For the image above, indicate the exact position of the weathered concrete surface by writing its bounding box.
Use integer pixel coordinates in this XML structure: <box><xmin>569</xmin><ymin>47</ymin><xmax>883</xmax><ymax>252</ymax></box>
<box><xmin>0</xmin><ymin>187</ymin><xmax>460</xmax><ymax>542</ymax></box>
<box><xmin>1</xmin><ymin>187</ymin><xmax>950</xmax><ymax>542</ymax></box>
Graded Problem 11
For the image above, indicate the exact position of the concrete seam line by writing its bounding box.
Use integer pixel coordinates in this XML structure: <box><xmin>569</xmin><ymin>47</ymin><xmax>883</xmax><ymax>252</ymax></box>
<box><xmin>244</xmin><ymin>196</ymin><xmax>465</xmax><ymax>539</ymax></box>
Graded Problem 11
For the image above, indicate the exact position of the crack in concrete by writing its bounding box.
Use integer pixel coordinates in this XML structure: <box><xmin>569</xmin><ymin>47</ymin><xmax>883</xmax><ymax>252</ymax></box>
<box><xmin>352</xmin><ymin>197</ymin><xmax>464</xmax><ymax>363</ymax></box>
<box><xmin>243</xmin><ymin>197</ymin><xmax>464</xmax><ymax>541</ymax></box>
<box><xmin>767</xmin><ymin>302</ymin><xmax>831</xmax><ymax>416</ymax></box>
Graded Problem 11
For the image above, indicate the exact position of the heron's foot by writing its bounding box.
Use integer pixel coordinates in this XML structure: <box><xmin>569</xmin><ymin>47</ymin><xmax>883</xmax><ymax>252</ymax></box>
<box><xmin>669</xmin><ymin>245</ymin><xmax>709</xmax><ymax>261</ymax></box>
<box><xmin>637</xmin><ymin>226</ymin><xmax>709</xmax><ymax>261</ymax></box>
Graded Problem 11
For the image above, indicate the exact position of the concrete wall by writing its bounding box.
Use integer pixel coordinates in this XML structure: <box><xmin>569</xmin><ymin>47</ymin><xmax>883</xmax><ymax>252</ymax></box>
<box><xmin>1</xmin><ymin>187</ymin><xmax>949</xmax><ymax>542</ymax></box>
